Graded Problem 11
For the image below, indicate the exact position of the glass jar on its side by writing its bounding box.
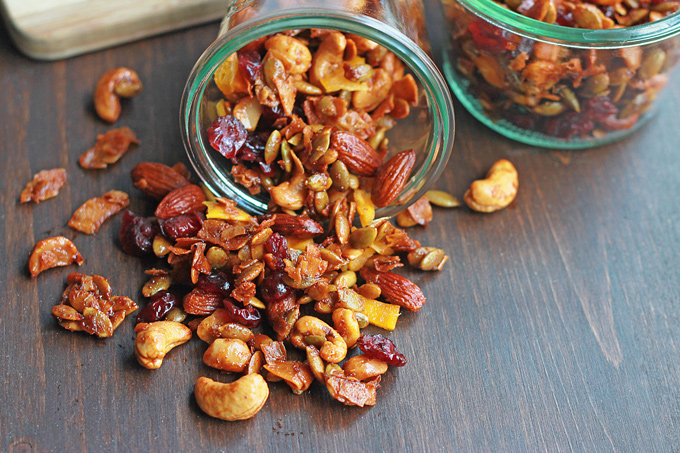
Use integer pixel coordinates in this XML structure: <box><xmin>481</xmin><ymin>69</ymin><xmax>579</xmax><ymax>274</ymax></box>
<box><xmin>442</xmin><ymin>0</ymin><xmax>680</xmax><ymax>149</ymax></box>
<box><xmin>181</xmin><ymin>0</ymin><xmax>455</xmax><ymax>216</ymax></box>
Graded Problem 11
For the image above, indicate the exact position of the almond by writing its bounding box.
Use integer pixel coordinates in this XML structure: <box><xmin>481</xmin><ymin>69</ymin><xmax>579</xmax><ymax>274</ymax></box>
<box><xmin>155</xmin><ymin>184</ymin><xmax>206</xmax><ymax>219</ymax></box>
<box><xmin>359</xmin><ymin>267</ymin><xmax>426</xmax><ymax>312</ymax></box>
<box><xmin>371</xmin><ymin>149</ymin><xmax>416</xmax><ymax>208</ymax></box>
<box><xmin>183</xmin><ymin>288</ymin><xmax>223</xmax><ymax>316</ymax></box>
<box><xmin>131</xmin><ymin>162</ymin><xmax>191</xmax><ymax>200</ymax></box>
<box><xmin>330</xmin><ymin>131</ymin><xmax>382</xmax><ymax>177</ymax></box>
<box><xmin>261</xmin><ymin>214</ymin><xmax>324</xmax><ymax>238</ymax></box>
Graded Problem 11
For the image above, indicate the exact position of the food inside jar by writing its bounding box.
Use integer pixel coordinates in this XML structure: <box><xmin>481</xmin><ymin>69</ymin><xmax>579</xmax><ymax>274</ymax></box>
<box><xmin>203</xmin><ymin>29</ymin><xmax>422</xmax><ymax>218</ymax></box>
<box><xmin>444</xmin><ymin>0</ymin><xmax>680</xmax><ymax>140</ymax></box>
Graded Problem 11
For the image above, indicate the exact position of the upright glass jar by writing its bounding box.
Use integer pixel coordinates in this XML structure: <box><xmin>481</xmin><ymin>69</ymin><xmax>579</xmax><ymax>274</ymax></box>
<box><xmin>181</xmin><ymin>0</ymin><xmax>455</xmax><ymax>216</ymax></box>
<box><xmin>442</xmin><ymin>0</ymin><xmax>680</xmax><ymax>149</ymax></box>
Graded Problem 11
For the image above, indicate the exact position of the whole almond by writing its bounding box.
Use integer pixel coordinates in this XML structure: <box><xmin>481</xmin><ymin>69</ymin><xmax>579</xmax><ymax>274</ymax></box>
<box><xmin>330</xmin><ymin>131</ymin><xmax>382</xmax><ymax>177</ymax></box>
<box><xmin>371</xmin><ymin>149</ymin><xmax>416</xmax><ymax>208</ymax></box>
<box><xmin>359</xmin><ymin>267</ymin><xmax>426</xmax><ymax>312</ymax></box>
<box><xmin>155</xmin><ymin>184</ymin><xmax>206</xmax><ymax>219</ymax></box>
<box><xmin>183</xmin><ymin>288</ymin><xmax>223</xmax><ymax>315</ymax></box>
<box><xmin>260</xmin><ymin>214</ymin><xmax>324</xmax><ymax>238</ymax></box>
<box><xmin>131</xmin><ymin>162</ymin><xmax>190</xmax><ymax>200</ymax></box>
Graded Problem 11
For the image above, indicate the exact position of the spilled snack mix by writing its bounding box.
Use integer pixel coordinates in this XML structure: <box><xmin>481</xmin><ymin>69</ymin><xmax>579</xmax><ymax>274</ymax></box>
<box><xmin>122</xmin><ymin>154</ymin><xmax>449</xmax><ymax>417</ymax></box>
<box><xmin>204</xmin><ymin>29</ymin><xmax>421</xmax><ymax>219</ymax></box>
<box><xmin>443</xmin><ymin>0</ymin><xmax>680</xmax><ymax>140</ymax></box>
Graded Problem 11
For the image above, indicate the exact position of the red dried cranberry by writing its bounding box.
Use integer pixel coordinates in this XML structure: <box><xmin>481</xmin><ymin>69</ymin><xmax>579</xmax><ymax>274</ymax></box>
<box><xmin>223</xmin><ymin>297</ymin><xmax>262</xmax><ymax>328</ymax></box>
<box><xmin>260</xmin><ymin>270</ymin><xmax>294</xmax><ymax>303</ymax></box>
<box><xmin>159</xmin><ymin>212</ymin><xmax>203</xmax><ymax>240</ymax></box>
<box><xmin>207</xmin><ymin>115</ymin><xmax>248</xmax><ymax>159</ymax></box>
<box><xmin>136</xmin><ymin>290</ymin><xmax>181</xmax><ymax>324</ymax></box>
<box><xmin>468</xmin><ymin>20</ymin><xmax>508</xmax><ymax>53</ymax></box>
<box><xmin>234</xmin><ymin>131</ymin><xmax>267</xmax><ymax>163</ymax></box>
<box><xmin>544</xmin><ymin>112</ymin><xmax>595</xmax><ymax>139</ymax></box>
<box><xmin>238</xmin><ymin>50</ymin><xmax>261</xmax><ymax>84</ymax></box>
<box><xmin>196</xmin><ymin>271</ymin><xmax>233</xmax><ymax>296</ymax></box>
<box><xmin>119</xmin><ymin>210</ymin><xmax>159</xmax><ymax>256</ymax></box>
<box><xmin>260</xmin><ymin>103</ymin><xmax>285</xmax><ymax>127</ymax></box>
<box><xmin>584</xmin><ymin>96</ymin><xmax>618</xmax><ymax>121</ymax></box>
<box><xmin>264</xmin><ymin>233</ymin><xmax>289</xmax><ymax>270</ymax></box>
<box><xmin>356</xmin><ymin>334</ymin><xmax>407</xmax><ymax>367</ymax></box>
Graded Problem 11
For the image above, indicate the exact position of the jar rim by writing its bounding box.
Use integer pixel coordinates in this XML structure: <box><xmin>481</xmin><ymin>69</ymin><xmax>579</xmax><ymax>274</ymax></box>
<box><xmin>180</xmin><ymin>8</ymin><xmax>455</xmax><ymax>217</ymax></box>
<box><xmin>456</xmin><ymin>0</ymin><xmax>680</xmax><ymax>48</ymax></box>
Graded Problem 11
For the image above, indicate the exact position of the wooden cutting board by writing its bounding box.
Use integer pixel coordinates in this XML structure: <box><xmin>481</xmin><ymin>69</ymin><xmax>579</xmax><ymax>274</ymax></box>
<box><xmin>0</xmin><ymin>0</ymin><xmax>230</xmax><ymax>60</ymax></box>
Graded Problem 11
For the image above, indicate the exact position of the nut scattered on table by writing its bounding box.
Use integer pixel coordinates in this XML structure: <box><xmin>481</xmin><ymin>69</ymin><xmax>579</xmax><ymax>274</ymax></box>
<box><xmin>29</xmin><ymin>236</ymin><xmax>83</xmax><ymax>277</ymax></box>
<box><xmin>463</xmin><ymin>159</ymin><xmax>519</xmax><ymax>213</ymax></box>
<box><xmin>94</xmin><ymin>67</ymin><xmax>143</xmax><ymax>123</ymax></box>
<box><xmin>20</xmin><ymin>168</ymin><xmax>67</xmax><ymax>204</ymax></box>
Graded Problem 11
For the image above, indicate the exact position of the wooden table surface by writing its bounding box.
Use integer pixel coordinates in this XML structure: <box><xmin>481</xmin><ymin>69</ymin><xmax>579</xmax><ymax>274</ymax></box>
<box><xmin>2</xmin><ymin>7</ymin><xmax>680</xmax><ymax>452</ymax></box>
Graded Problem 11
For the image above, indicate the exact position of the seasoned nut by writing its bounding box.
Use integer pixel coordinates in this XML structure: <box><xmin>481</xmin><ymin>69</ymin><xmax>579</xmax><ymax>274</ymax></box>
<box><xmin>203</xmin><ymin>338</ymin><xmax>251</xmax><ymax>372</ymax></box>
<box><xmin>290</xmin><ymin>316</ymin><xmax>348</xmax><ymax>363</ymax></box>
<box><xmin>463</xmin><ymin>159</ymin><xmax>518</xmax><ymax>213</ymax></box>
<box><xmin>263</xmin><ymin>361</ymin><xmax>315</xmax><ymax>394</ymax></box>
<box><xmin>425</xmin><ymin>190</ymin><xmax>460</xmax><ymax>208</ymax></box>
<box><xmin>29</xmin><ymin>236</ymin><xmax>83</xmax><ymax>277</ymax></box>
<box><xmin>68</xmin><ymin>190</ymin><xmax>129</xmax><ymax>234</ymax></box>
<box><xmin>325</xmin><ymin>366</ymin><xmax>380</xmax><ymax>407</ymax></box>
<box><xmin>134</xmin><ymin>321</ymin><xmax>192</xmax><ymax>369</ymax></box>
<box><xmin>371</xmin><ymin>149</ymin><xmax>416</xmax><ymax>207</ymax></box>
<box><xmin>360</xmin><ymin>267</ymin><xmax>426</xmax><ymax>312</ymax></box>
<box><xmin>265</xmin><ymin>34</ymin><xmax>313</xmax><ymax>74</ymax></box>
<box><xmin>332</xmin><ymin>308</ymin><xmax>361</xmax><ymax>348</ymax></box>
<box><xmin>94</xmin><ymin>67</ymin><xmax>142</xmax><ymax>122</ymax></box>
<box><xmin>142</xmin><ymin>275</ymin><xmax>171</xmax><ymax>297</ymax></box>
<box><xmin>131</xmin><ymin>162</ymin><xmax>190</xmax><ymax>200</ymax></box>
<box><xmin>20</xmin><ymin>168</ymin><xmax>67</xmax><ymax>203</ymax></box>
<box><xmin>197</xmin><ymin>309</ymin><xmax>233</xmax><ymax>343</ymax></box>
<box><xmin>195</xmin><ymin>374</ymin><xmax>269</xmax><ymax>421</ymax></box>
<box><xmin>306</xmin><ymin>345</ymin><xmax>326</xmax><ymax>383</ymax></box>
<box><xmin>155</xmin><ymin>184</ymin><xmax>206</xmax><ymax>219</ymax></box>
<box><xmin>343</xmin><ymin>355</ymin><xmax>388</xmax><ymax>381</ymax></box>
<box><xmin>407</xmin><ymin>247</ymin><xmax>449</xmax><ymax>271</ymax></box>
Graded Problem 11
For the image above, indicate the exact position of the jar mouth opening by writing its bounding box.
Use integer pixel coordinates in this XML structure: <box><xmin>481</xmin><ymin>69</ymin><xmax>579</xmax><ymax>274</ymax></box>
<box><xmin>457</xmin><ymin>0</ymin><xmax>680</xmax><ymax>48</ymax></box>
<box><xmin>180</xmin><ymin>9</ymin><xmax>455</xmax><ymax>217</ymax></box>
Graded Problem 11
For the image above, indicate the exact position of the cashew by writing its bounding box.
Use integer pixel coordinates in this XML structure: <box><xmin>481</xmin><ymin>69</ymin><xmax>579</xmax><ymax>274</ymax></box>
<box><xmin>134</xmin><ymin>321</ymin><xmax>191</xmax><ymax>369</ymax></box>
<box><xmin>94</xmin><ymin>67</ymin><xmax>142</xmax><ymax>123</ymax></box>
<box><xmin>463</xmin><ymin>159</ymin><xmax>518</xmax><ymax>213</ymax></box>
<box><xmin>290</xmin><ymin>316</ymin><xmax>347</xmax><ymax>363</ymax></box>
<box><xmin>197</xmin><ymin>308</ymin><xmax>232</xmax><ymax>343</ymax></box>
<box><xmin>265</xmin><ymin>34</ymin><xmax>312</xmax><ymax>74</ymax></box>
<box><xmin>332</xmin><ymin>308</ymin><xmax>361</xmax><ymax>348</ymax></box>
<box><xmin>310</xmin><ymin>31</ymin><xmax>346</xmax><ymax>88</ymax></box>
<box><xmin>352</xmin><ymin>68</ymin><xmax>392</xmax><ymax>111</ymax></box>
<box><xmin>203</xmin><ymin>338</ymin><xmax>251</xmax><ymax>372</ymax></box>
<box><xmin>194</xmin><ymin>374</ymin><xmax>269</xmax><ymax>421</ymax></box>
<box><xmin>343</xmin><ymin>355</ymin><xmax>388</xmax><ymax>381</ymax></box>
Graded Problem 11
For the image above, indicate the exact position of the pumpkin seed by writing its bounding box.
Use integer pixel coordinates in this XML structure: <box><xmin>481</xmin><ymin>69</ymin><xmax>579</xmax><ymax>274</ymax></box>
<box><xmin>639</xmin><ymin>48</ymin><xmax>666</xmax><ymax>80</ymax></box>
<box><xmin>349</xmin><ymin>227</ymin><xmax>378</xmax><ymax>249</ymax></box>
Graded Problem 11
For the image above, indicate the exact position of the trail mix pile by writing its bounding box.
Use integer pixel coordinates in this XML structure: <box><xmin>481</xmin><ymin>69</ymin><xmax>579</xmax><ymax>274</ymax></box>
<box><xmin>118</xmin><ymin>157</ymin><xmax>449</xmax><ymax>415</ymax></box>
<box><xmin>203</xmin><ymin>29</ymin><xmax>420</xmax><ymax>216</ymax></box>
<box><xmin>443</xmin><ymin>0</ymin><xmax>680</xmax><ymax>139</ymax></box>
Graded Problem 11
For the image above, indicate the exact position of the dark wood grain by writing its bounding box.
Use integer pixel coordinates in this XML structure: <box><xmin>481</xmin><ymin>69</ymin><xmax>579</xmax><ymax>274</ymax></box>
<box><xmin>2</xmin><ymin>5</ymin><xmax>680</xmax><ymax>452</ymax></box>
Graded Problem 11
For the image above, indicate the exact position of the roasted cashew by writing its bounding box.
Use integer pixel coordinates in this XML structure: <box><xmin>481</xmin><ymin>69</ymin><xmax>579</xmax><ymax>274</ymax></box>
<box><xmin>94</xmin><ymin>67</ymin><xmax>142</xmax><ymax>123</ymax></box>
<box><xmin>332</xmin><ymin>308</ymin><xmax>361</xmax><ymax>348</ymax></box>
<box><xmin>134</xmin><ymin>321</ymin><xmax>191</xmax><ymax>369</ymax></box>
<box><xmin>203</xmin><ymin>338</ymin><xmax>251</xmax><ymax>372</ymax></box>
<box><xmin>290</xmin><ymin>316</ymin><xmax>347</xmax><ymax>363</ymax></box>
<box><xmin>310</xmin><ymin>31</ymin><xmax>346</xmax><ymax>87</ymax></box>
<box><xmin>195</xmin><ymin>374</ymin><xmax>269</xmax><ymax>421</ymax></box>
<box><xmin>463</xmin><ymin>159</ymin><xmax>518</xmax><ymax>213</ymax></box>
<box><xmin>265</xmin><ymin>34</ymin><xmax>312</xmax><ymax>74</ymax></box>
<box><xmin>343</xmin><ymin>355</ymin><xmax>388</xmax><ymax>381</ymax></box>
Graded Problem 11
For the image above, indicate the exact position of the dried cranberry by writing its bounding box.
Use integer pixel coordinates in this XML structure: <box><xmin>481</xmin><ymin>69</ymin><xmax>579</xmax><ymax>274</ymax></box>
<box><xmin>238</xmin><ymin>50</ymin><xmax>261</xmax><ymax>85</ymax></box>
<box><xmin>356</xmin><ymin>334</ymin><xmax>407</xmax><ymax>367</ymax></box>
<box><xmin>544</xmin><ymin>112</ymin><xmax>595</xmax><ymax>139</ymax></box>
<box><xmin>119</xmin><ymin>210</ymin><xmax>159</xmax><ymax>256</ymax></box>
<box><xmin>136</xmin><ymin>290</ymin><xmax>181</xmax><ymax>324</ymax></box>
<box><xmin>555</xmin><ymin>9</ymin><xmax>574</xmax><ymax>27</ymax></box>
<box><xmin>264</xmin><ymin>233</ymin><xmax>289</xmax><ymax>270</ymax></box>
<box><xmin>504</xmin><ymin>110</ymin><xmax>537</xmax><ymax>131</ymax></box>
<box><xmin>196</xmin><ymin>271</ymin><xmax>233</xmax><ymax>296</ymax></box>
<box><xmin>260</xmin><ymin>103</ymin><xmax>285</xmax><ymax>127</ymax></box>
<box><xmin>584</xmin><ymin>96</ymin><xmax>618</xmax><ymax>121</ymax></box>
<box><xmin>159</xmin><ymin>212</ymin><xmax>203</xmax><ymax>240</ymax></box>
<box><xmin>234</xmin><ymin>131</ymin><xmax>267</xmax><ymax>163</ymax></box>
<box><xmin>223</xmin><ymin>297</ymin><xmax>262</xmax><ymax>328</ymax></box>
<box><xmin>207</xmin><ymin>115</ymin><xmax>248</xmax><ymax>159</ymax></box>
<box><xmin>468</xmin><ymin>20</ymin><xmax>508</xmax><ymax>53</ymax></box>
<box><xmin>260</xmin><ymin>270</ymin><xmax>294</xmax><ymax>303</ymax></box>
